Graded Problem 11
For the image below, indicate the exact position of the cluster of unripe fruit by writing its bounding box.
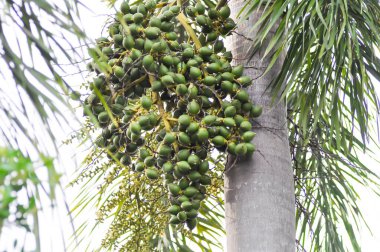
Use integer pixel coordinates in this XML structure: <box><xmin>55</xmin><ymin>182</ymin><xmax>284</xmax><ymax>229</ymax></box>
<box><xmin>83</xmin><ymin>0</ymin><xmax>261</xmax><ymax>230</ymax></box>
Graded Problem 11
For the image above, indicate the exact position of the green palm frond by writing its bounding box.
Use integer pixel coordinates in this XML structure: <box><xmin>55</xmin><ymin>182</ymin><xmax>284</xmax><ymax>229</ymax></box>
<box><xmin>0</xmin><ymin>0</ymin><xmax>85</xmax><ymax>153</ymax></box>
<box><xmin>240</xmin><ymin>0</ymin><xmax>380</xmax><ymax>251</ymax></box>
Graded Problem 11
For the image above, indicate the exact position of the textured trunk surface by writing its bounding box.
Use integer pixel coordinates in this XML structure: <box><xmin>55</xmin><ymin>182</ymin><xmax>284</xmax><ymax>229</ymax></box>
<box><xmin>224</xmin><ymin>2</ymin><xmax>295</xmax><ymax>251</ymax></box>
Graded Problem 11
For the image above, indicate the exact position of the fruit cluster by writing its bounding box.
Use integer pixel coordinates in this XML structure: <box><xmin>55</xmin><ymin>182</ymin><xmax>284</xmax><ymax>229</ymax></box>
<box><xmin>83</xmin><ymin>0</ymin><xmax>261</xmax><ymax>230</ymax></box>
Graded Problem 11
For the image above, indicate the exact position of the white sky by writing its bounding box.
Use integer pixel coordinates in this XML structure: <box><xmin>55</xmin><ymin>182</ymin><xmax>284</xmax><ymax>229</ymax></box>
<box><xmin>1</xmin><ymin>0</ymin><xmax>380</xmax><ymax>251</ymax></box>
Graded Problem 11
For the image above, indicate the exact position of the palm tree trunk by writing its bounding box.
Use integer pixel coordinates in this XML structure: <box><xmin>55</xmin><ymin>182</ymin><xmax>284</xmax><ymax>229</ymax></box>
<box><xmin>224</xmin><ymin>2</ymin><xmax>295</xmax><ymax>251</ymax></box>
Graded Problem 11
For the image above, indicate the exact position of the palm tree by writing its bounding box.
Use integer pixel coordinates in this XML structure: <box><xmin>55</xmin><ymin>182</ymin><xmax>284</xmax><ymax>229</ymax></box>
<box><xmin>226</xmin><ymin>0</ymin><xmax>380</xmax><ymax>251</ymax></box>
<box><xmin>225</xmin><ymin>5</ymin><xmax>295</xmax><ymax>250</ymax></box>
<box><xmin>72</xmin><ymin>0</ymin><xmax>380</xmax><ymax>251</ymax></box>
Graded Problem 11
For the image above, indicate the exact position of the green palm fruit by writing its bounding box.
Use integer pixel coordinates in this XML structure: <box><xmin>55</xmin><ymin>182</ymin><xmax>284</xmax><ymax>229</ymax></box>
<box><xmin>123</xmin><ymin>13</ymin><xmax>133</xmax><ymax>24</ymax></box>
<box><xmin>135</xmin><ymin>162</ymin><xmax>145</xmax><ymax>172</ymax></box>
<box><xmin>120</xmin><ymin>155</ymin><xmax>131</xmax><ymax>165</ymax></box>
<box><xmin>189</xmin><ymin>67</ymin><xmax>202</xmax><ymax>79</ymax></box>
<box><xmin>120</xmin><ymin>2</ymin><xmax>130</xmax><ymax>14</ymax></box>
<box><xmin>224</xmin><ymin>106</ymin><xmax>237</xmax><ymax>117</ymax></box>
<box><xmin>142</xmin><ymin>55</ymin><xmax>154</xmax><ymax>69</ymax></box>
<box><xmin>176</xmin><ymin>84</ymin><xmax>188</xmax><ymax>96</ymax></box>
<box><xmin>250</xmin><ymin>105</ymin><xmax>263</xmax><ymax>117</ymax></box>
<box><xmin>145</xmin><ymin>27</ymin><xmax>160</xmax><ymax>39</ymax></box>
<box><xmin>186</xmin><ymin>6</ymin><xmax>196</xmax><ymax>17</ymax></box>
<box><xmin>187</xmin><ymin>154</ymin><xmax>200</xmax><ymax>167</ymax></box>
<box><xmin>149</xmin><ymin>17</ymin><xmax>161</xmax><ymax>27</ymax></box>
<box><xmin>177</xmin><ymin>149</ymin><xmax>190</xmax><ymax>161</ymax></box>
<box><xmin>169</xmin><ymin>216</ymin><xmax>181</xmax><ymax>224</ymax></box>
<box><xmin>246</xmin><ymin>143</ymin><xmax>256</xmax><ymax>154</ymax></box>
<box><xmin>112</xmin><ymin>104</ymin><xmax>124</xmax><ymax>115</ymax></box>
<box><xmin>187</xmin><ymin>100</ymin><xmax>200</xmax><ymax>115</ymax></box>
<box><xmin>191</xmin><ymin>200</ymin><xmax>201</xmax><ymax>210</ymax></box>
<box><xmin>218</xmin><ymin>126</ymin><xmax>231</xmax><ymax>138</ymax></box>
<box><xmin>163</xmin><ymin>162</ymin><xmax>174</xmax><ymax>173</ymax></box>
<box><xmin>140</xmin><ymin>96</ymin><xmax>153</xmax><ymax>110</ymax></box>
<box><xmin>178</xmin><ymin>132</ymin><xmax>191</xmax><ymax>145</ymax></box>
<box><xmin>130</xmin><ymin>49</ymin><xmax>142</xmax><ymax>60</ymax></box>
<box><xmin>199</xmin><ymin>47</ymin><xmax>213</xmax><ymax>58</ymax></box>
<box><xmin>186</xmin><ymin>59</ymin><xmax>198</xmax><ymax>68</ymax></box>
<box><xmin>181</xmin><ymin>201</ymin><xmax>193</xmax><ymax>211</ymax></box>
<box><xmin>238</xmin><ymin>76</ymin><xmax>252</xmax><ymax>86</ymax></box>
<box><xmin>224</xmin><ymin>51</ymin><xmax>233</xmax><ymax>61</ymax></box>
<box><xmin>235</xmin><ymin>143</ymin><xmax>248</xmax><ymax>156</ymax></box>
<box><xmin>158</xmin><ymin>64</ymin><xmax>169</xmax><ymax>76</ymax></box>
<box><xmin>122</xmin><ymin>35</ymin><xmax>135</xmax><ymax>49</ymax></box>
<box><xmin>188</xmin><ymin>171</ymin><xmax>202</xmax><ymax>182</ymax></box>
<box><xmin>151</xmin><ymin>80</ymin><xmax>163</xmax><ymax>91</ymax></box>
<box><xmin>212</xmin><ymin>135</ymin><xmax>226</xmax><ymax>146</ymax></box>
<box><xmin>196</xmin><ymin>15</ymin><xmax>207</xmax><ymax>26</ymax></box>
<box><xmin>162</xmin><ymin>55</ymin><xmax>174</xmax><ymax>66</ymax></box>
<box><xmin>206</xmin><ymin>31</ymin><xmax>218</xmax><ymax>42</ymax></box>
<box><xmin>102</xmin><ymin>47</ymin><xmax>113</xmax><ymax>56</ymax></box>
<box><xmin>168</xmin><ymin>205</ymin><xmax>181</xmax><ymax>215</ymax></box>
<box><xmin>187</xmin><ymin>122</ymin><xmax>200</xmax><ymax>134</ymax></box>
<box><xmin>126</xmin><ymin>143</ymin><xmax>138</xmax><ymax>153</ymax></box>
<box><xmin>223</xmin><ymin>117</ymin><xmax>236</xmax><ymax>127</ymax></box>
<box><xmin>199</xmin><ymin>161</ymin><xmax>209</xmax><ymax>174</ymax></box>
<box><xmin>113</xmin><ymin>66</ymin><xmax>125</xmax><ymax>79</ymax></box>
<box><xmin>178</xmin><ymin>115</ymin><xmax>191</xmax><ymax>127</ymax></box>
<box><xmin>172</xmin><ymin>74</ymin><xmax>185</xmax><ymax>84</ymax></box>
<box><xmin>130</xmin><ymin>122</ymin><xmax>141</xmax><ymax>135</ymax></box>
<box><xmin>158</xmin><ymin>145</ymin><xmax>172</xmax><ymax>156</ymax></box>
<box><xmin>221</xmin><ymin>72</ymin><xmax>234</xmax><ymax>81</ymax></box>
<box><xmin>139</xmin><ymin>148</ymin><xmax>150</xmax><ymax>161</ymax></box>
<box><xmin>133</xmin><ymin>13</ymin><xmax>144</xmax><ymax>24</ymax></box>
<box><xmin>177</xmin><ymin>161</ymin><xmax>192</xmax><ymax>174</ymax></box>
<box><xmin>160</xmin><ymin>21</ymin><xmax>174</xmax><ymax>32</ymax></box>
<box><xmin>207</xmin><ymin>63</ymin><xmax>222</xmax><ymax>73</ymax></box>
<box><xmin>179</xmin><ymin>178</ymin><xmax>190</xmax><ymax>190</ymax></box>
<box><xmin>219</xmin><ymin>6</ymin><xmax>231</xmax><ymax>20</ymax></box>
<box><xmin>220</xmin><ymin>81</ymin><xmax>233</xmax><ymax>93</ymax></box>
<box><xmin>144</xmin><ymin>156</ymin><xmax>155</xmax><ymax>167</ymax></box>
<box><xmin>146</xmin><ymin>168</ymin><xmax>159</xmax><ymax>179</ymax></box>
<box><xmin>240</xmin><ymin>121</ymin><xmax>252</xmax><ymax>131</ymax></box>
<box><xmin>236</xmin><ymin>89</ymin><xmax>249</xmax><ymax>102</ymax></box>
<box><xmin>164</xmin><ymin>132</ymin><xmax>176</xmax><ymax>144</ymax></box>
<box><xmin>143</xmin><ymin>39</ymin><xmax>154</xmax><ymax>52</ymax></box>
<box><xmin>169</xmin><ymin>5</ymin><xmax>180</xmax><ymax>14</ymax></box>
<box><xmin>177</xmin><ymin>211</ymin><xmax>187</xmax><ymax>222</ymax></box>
<box><xmin>161</xmin><ymin>10</ymin><xmax>175</xmax><ymax>21</ymax></box>
<box><xmin>227</xmin><ymin>142</ymin><xmax>237</xmax><ymax>154</ymax></box>
<box><xmin>242</xmin><ymin>131</ymin><xmax>256</xmax><ymax>142</ymax></box>
<box><xmin>242</xmin><ymin>102</ymin><xmax>253</xmax><ymax>112</ymax></box>
<box><xmin>178</xmin><ymin>195</ymin><xmax>190</xmax><ymax>203</ymax></box>
<box><xmin>184</xmin><ymin>186</ymin><xmax>199</xmax><ymax>198</ymax></box>
<box><xmin>168</xmin><ymin>183</ymin><xmax>181</xmax><ymax>196</ymax></box>
<box><xmin>196</xmin><ymin>128</ymin><xmax>209</xmax><ymax>142</ymax></box>
<box><xmin>200</xmin><ymin>175</ymin><xmax>211</xmax><ymax>185</ymax></box>
<box><xmin>232</xmin><ymin>65</ymin><xmax>244</xmax><ymax>77</ymax></box>
<box><xmin>161</xmin><ymin>75</ymin><xmax>175</xmax><ymax>85</ymax></box>
<box><xmin>214</xmin><ymin>40</ymin><xmax>224</xmax><ymax>53</ymax></box>
<box><xmin>98</xmin><ymin>111</ymin><xmax>110</xmax><ymax>123</ymax></box>
<box><xmin>137</xmin><ymin>3</ymin><xmax>147</xmax><ymax>15</ymax></box>
<box><xmin>202</xmin><ymin>76</ymin><xmax>215</xmax><ymax>86</ymax></box>
<box><xmin>113</xmin><ymin>34</ymin><xmax>123</xmax><ymax>47</ymax></box>
<box><xmin>202</xmin><ymin>115</ymin><xmax>217</xmax><ymax>125</ymax></box>
<box><xmin>186</xmin><ymin>218</ymin><xmax>197</xmax><ymax>229</ymax></box>
<box><xmin>195</xmin><ymin>3</ymin><xmax>205</xmax><ymax>14</ymax></box>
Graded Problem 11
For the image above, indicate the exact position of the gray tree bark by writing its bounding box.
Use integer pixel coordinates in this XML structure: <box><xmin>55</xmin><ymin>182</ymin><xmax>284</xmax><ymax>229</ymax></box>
<box><xmin>224</xmin><ymin>1</ymin><xmax>295</xmax><ymax>251</ymax></box>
